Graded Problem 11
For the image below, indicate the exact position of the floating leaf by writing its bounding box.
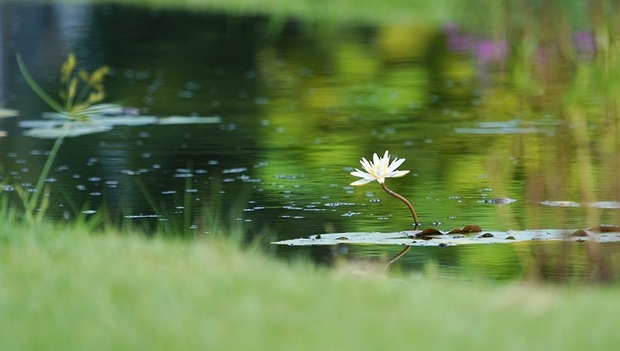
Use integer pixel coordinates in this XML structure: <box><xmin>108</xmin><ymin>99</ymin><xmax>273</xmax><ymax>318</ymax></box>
<box><xmin>157</xmin><ymin>116</ymin><xmax>222</xmax><ymax>124</ymax></box>
<box><xmin>273</xmin><ymin>228</ymin><xmax>620</xmax><ymax>247</ymax></box>
<box><xmin>570</xmin><ymin>229</ymin><xmax>589</xmax><ymax>237</ymax></box>
<box><xmin>19</xmin><ymin>120</ymin><xmax>63</xmax><ymax>129</ymax></box>
<box><xmin>587</xmin><ymin>225</ymin><xmax>620</xmax><ymax>233</ymax></box>
<box><xmin>453</xmin><ymin>119</ymin><xmax>558</xmax><ymax>135</ymax></box>
<box><xmin>21</xmin><ymin>105</ymin><xmax>224</xmax><ymax>138</ymax></box>
<box><xmin>41</xmin><ymin>103</ymin><xmax>125</xmax><ymax>119</ymax></box>
<box><xmin>414</xmin><ymin>228</ymin><xmax>443</xmax><ymax>238</ymax></box>
<box><xmin>24</xmin><ymin>125</ymin><xmax>112</xmax><ymax>138</ymax></box>
<box><xmin>541</xmin><ymin>201</ymin><xmax>581</xmax><ymax>207</ymax></box>
<box><xmin>446</xmin><ymin>224</ymin><xmax>482</xmax><ymax>234</ymax></box>
<box><xmin>0</xmin><ymin>108</ymin><xmax>19</xmax><ymax>118</ymax></box>
<box><xmin>541</xmin><ymin>201</ymin><xmax>620</xmax><ymax>209</ymax></box>
<box><xmin>587</xmin><ymin>201</ymin><xmax>620</xmax><ymax>209</ymax></box>
<box><xmin>94</xmin><ymin>116</ymin><xmax>158</xmax><ymax>126</ymax></box>
<box><xmin>461</xmin><ymin>224</ymin><xmax>482</xmax><ymax>233</ymax></box>
<box><xmin>480</xmin><ymin>197</ymin><xmax>517</xmax><ymax>204</ymax></box>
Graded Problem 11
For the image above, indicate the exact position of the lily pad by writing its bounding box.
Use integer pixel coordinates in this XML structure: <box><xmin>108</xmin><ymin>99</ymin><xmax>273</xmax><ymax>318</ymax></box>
<box><xmin>272</xmin><ymin>228</ymin><xmax>620</xmax><ymax>247</ymax></box>
<box><xmin>20</xmin><ymin>104</ymin><xmax>224</xmax><ymax>138</ymax></box>
<box><xmin>94</xmin><ymin>116</ymin><xmax>158</xmax><ymax>126</ymax></box>
<box><xmin>541</xmin><ymin>201</ymin><xmax>581</xmax><ymax>207</ymax></box>
<box><xmin>453</xmin><ymin>119</ymin><xmax>559</xmax><ymax>135</ymax></box>
<box><xmin>24</xmin><ymin>125</ymin><xmax>113</xmax><ymax>138</ymax></box>
<box><xmin>19</xmin><ymin>120</ymin><xmax>64</xmax><ymax>129</ymax></box>
<box><xmin>540</xmin><ymin>201</ymin><xmax>620</xmax><ymax>209</ymax></box>
<box><xmin>157</xmin><ymin>116</ymin><xmax>222</xmax><ymax>124</ymax></box>
<box><xmin>0</xmin><ymin>108</ymin><xmax>19</xmax><ymax>118</ymax></box>
<box><xmin>40</xmin><ymin>103</ymin><xmax>128</xmax><ymax>120</ymax></box>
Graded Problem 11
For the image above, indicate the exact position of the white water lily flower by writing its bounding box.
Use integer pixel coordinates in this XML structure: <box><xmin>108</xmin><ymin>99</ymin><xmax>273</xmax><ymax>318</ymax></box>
<box><xmin>350</xmin><ymin>150</ymin><xmax>410</xmax><ymax>186</ymax></box>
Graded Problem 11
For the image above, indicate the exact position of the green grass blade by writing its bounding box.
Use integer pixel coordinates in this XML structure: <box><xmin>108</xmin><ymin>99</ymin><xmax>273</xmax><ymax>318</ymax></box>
<box><xmin>16</xmin><ymin>53</ymin><xmax>66</xmax><ymax>114</ymax></box>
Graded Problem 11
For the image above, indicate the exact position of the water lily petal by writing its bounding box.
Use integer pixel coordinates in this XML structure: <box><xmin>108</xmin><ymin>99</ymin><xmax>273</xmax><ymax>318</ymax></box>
<box><xmin>381</xmin><ymin>150</ymin><xmax>390</xmax><ymax>161</ymax></box>
<box><xmin>387</xmin><ymin>157</ymin><xmax>406</xmax><ymax>173</ymax></box>
<box><xmin>350</xmin><ymin>170</ymin><xmax>372</xmax><ymax>178</ymax></box>
<box><xmin>350</xmin><ymin>150</ymin><xmax>410</xmax><ymax>186</ymax></box>
<box><xmin>387</xmin><ymin>170</ymin><xmax>410</xmax><ymax>178</ymax></box>
<box><xmin>350</xmin><ymin>178</ymin><xmax>374</xmax><ymax>186</ymax></box>
<box><xmin>360</xmin><ymin>157</ymin><xmax>372</xmax><ymax>173</ymax></box>
<box><xmin>373</xmin><ymin>152</ymin><xmax>382</xmax><ymax>167</ymax></box>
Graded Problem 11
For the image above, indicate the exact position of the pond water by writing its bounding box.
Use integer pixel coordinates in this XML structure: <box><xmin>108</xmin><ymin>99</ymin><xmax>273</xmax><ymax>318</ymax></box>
<box><xmin>1</xmin><ymin>2</ymin><xmax>620</xmax><ymax>281</ymax></box>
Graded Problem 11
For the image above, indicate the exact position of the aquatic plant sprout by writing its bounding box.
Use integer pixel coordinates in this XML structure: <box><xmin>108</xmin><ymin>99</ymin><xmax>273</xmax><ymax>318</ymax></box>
<box><xmin>15</xmin><ymin>53</ymin><xmax>110</xmax><ymax>221</ymax></box>
<box><xmin>17</xmin><ymin>53</ymin><xmax>110</xmax><ymax>121</ymax></box>
<box><xmin>350</xmin><ymin>151</ymin><xmax>419</xmax><ymax>227</ymax></box>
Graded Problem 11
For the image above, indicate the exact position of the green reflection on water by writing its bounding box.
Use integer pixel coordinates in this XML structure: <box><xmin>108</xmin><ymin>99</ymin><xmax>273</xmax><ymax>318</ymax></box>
<box><xmin>3</xmin><ymin>1</ymin><xmax>620</xmax><ymax>280</ymax></box>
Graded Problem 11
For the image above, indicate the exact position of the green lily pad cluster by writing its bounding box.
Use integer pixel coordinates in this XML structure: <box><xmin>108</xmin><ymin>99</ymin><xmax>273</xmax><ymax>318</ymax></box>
<box><xmin>273</xmin><ymin>226</ymin><xmax>620</xmax><ymax>247</ymax></box>
<box><xmin>19</xmin><ymin>103</ymin><xmax>222</xmax><ymax>139</ymax></box>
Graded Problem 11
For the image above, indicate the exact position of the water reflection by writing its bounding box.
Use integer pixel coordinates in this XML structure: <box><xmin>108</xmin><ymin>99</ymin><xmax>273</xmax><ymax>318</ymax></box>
<box><xmin>0</xmin><ymin>2</ymin><xmax>619</xmax><ymax>280</ymax></box>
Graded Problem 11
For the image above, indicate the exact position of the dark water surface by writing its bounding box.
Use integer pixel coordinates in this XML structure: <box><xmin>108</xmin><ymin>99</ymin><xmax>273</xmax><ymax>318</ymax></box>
<box><xmin>1</xmin><ymin>2</ymin><xmax>619</xmax><ymax>280</ymax></box>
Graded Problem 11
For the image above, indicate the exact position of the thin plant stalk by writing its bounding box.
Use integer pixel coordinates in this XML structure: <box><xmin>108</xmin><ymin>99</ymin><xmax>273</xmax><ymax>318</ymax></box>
<box><xmin>16</xmin><ymin>53</ymin><xmax>109</xmax><ymax>221</ymax></box>
<box><xmin>26</xmin><ymin>122</ymin><xmax>68</xmax><ymax>221</ymax></box>
<box><xmin>386</xmin><ymin>245</ymin><xmax>412</xmax><ymax>269</ymax></box>
<box><xmin>380</xmin><ymin>182</ymin><xmax>419</xmax><ymax>228</ymax></box>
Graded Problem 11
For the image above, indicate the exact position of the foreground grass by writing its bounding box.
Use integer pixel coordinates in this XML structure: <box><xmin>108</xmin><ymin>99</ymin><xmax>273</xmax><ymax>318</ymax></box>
<box><xmin>1</xmin><ymin>220</ymin><xmax>619</xmax><ymax>350</ymax></box>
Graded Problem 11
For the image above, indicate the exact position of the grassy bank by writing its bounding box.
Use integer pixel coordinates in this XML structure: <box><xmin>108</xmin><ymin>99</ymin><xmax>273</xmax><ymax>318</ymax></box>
<box><xmin>89</xmin><ymin>0</ymin><xmax>457</xmax><ymax>24</ymax></box>
<box><xmin>53</xmin><ymin>0</ymin><xmax>606</xmax><ymax>30</ymax></box>
<box><xmin>1</xmin><ymin>219</ymin><xmax>619</xmax><ymax>350</ymax></box>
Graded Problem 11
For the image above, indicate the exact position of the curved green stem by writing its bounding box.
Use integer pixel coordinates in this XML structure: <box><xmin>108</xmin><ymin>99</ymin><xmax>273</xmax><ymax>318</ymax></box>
<box><xmin>381</xmin><ymin>182</ymin><xmax>419</xmax><ymax>228</ymax></box>
<box><xmin>386</xmin><ymin>245</ymin><xmax>412</xmax><ymax>269</ymax></box>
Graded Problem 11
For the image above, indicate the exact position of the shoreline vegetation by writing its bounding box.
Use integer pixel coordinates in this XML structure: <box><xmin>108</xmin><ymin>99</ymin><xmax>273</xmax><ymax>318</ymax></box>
<box><xmin>41</xmin><ymin>0</ymin><xmax>608</xmax><ymax>31</ymax></box>
<box><xmin>1</xmin><ymin>217</ymin><xmax>620</xmax><ymax>350</ymax></box>
<box><xmin>69</xmin><ymin>0</ymin><xmax>457</xmax><ymax>25</ymax></box>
